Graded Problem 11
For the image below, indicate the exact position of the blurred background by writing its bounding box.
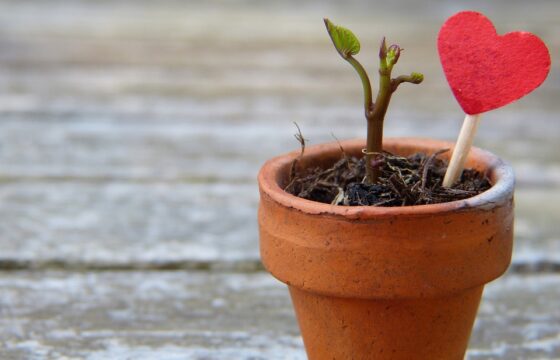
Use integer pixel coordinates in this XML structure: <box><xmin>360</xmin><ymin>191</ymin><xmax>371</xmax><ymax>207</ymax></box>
<box><xmin>0</xmin><ymin>0</ymin><xmax>558</xmax><ymax>358</ymax></box>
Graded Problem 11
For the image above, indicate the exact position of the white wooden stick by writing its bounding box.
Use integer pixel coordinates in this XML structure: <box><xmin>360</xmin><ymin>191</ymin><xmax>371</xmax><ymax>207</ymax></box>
<box><xmin>443</xmin><ymin>113</ymin><xmax>481</xmax><ymax>188</ymax></box>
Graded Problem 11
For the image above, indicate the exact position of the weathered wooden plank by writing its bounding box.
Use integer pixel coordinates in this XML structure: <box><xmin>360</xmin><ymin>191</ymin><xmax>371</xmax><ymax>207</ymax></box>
<box><xmin>0</xmin><ymin>1</ymin><xmax>557</xmax><ymax>113</ymax></box>
<box><xmin>0</xmin><ymin>182</ymin><xmax>259</xmax><ymax>264</ymax></box>
<box><xmin>470</xmin><ymin>274</ymin><xmax>560</xmax><ymax>359</ymax></box>
<box><xmin>514</xmin><ymin>189</ymin><xmax>560</xmax><ymax>266</ymax></box>
<box><xmin>0</xmin><ymin>113</ymin><xmax>557</xmax><ymax>187</ymax></box>
<box><xmin>0</xmin><ymin>182</ymin><xmax>556</xmax><ymax>267</ymax></box>
<box><xmin>0</xmin><ymin>271</ymin><xmax>558</xmax><ymax>359</ymax></box>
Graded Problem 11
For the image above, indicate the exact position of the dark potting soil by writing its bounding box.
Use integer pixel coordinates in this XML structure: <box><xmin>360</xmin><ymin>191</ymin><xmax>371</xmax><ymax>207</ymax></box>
<box><xmin>284</xmin><ymin>150</ymin><xmax>491</xmax><ymax>207</ymax></box>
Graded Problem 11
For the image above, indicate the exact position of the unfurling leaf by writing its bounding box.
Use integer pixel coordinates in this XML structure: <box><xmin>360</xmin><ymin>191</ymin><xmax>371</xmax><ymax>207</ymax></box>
<box><xmin>386</xmin><ymin>44</ymin><xmax>401</xmax><ymax>67</ymax></box>
<box><xmin>324</xmin><ymin>18</ymin><xmax>360</xmax><ymax>58</ymax></box>
<box><xmin>410</xmin><ymin>72</ymin><xmax>424</xmax><ymax>83</ymax></box>
<box><xmin>379</xmin><ymin>37</ymin><xmax>387</xmax><ymax>60</ymax></box>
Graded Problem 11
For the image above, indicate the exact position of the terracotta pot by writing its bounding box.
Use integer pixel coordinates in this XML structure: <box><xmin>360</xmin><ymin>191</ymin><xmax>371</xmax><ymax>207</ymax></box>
<box><xmin>258</xmin><ymin>138</ymin><xmax>514</xmax><ymax>360</ymax></box>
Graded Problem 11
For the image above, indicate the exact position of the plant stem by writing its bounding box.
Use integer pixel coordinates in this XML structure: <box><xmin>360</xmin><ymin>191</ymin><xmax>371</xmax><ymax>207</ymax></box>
<box><xmin>365</xmin><ymin>116</ymin><xmax>383</xmax><ymax>182</ymax></box>
<box><xmin>364</xmin><ymin>48</ymin><xmax>394</xmax><ymax>183</ymax></box>
<box><xmin>346</xmin><ymin>56</ymin><xmax>373</xmax><ymax>113</ymax></box>
<box><xmin>373</xmin><ymin>71</ymin><xmax>394</xmax><ymax>122</ymax></box>
<box><xmin>345</xmin><ymin>55</ymin><xmax>377</xmax><ymax>183</ymax></box>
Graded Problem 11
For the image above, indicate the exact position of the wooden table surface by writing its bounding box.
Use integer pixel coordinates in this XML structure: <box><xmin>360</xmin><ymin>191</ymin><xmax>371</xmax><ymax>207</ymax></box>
<box><xmin>0</xmin><ymin>0</ymin><xmax>558</xmax><ymax>358</ymax></box>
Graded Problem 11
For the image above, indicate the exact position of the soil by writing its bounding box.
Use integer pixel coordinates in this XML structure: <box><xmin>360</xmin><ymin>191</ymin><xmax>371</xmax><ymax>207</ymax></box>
<box><xmin>284</xmin><ymin>149</ymin><xmax>491</xmax><ymax>207</ymax></box>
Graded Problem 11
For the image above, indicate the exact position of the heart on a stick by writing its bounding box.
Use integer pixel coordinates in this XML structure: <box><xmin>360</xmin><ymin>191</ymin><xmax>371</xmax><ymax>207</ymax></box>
<box><xmin>438</xmin><ymin>11</ymin><xmax>551</xmax><ymax>115</ymax></box>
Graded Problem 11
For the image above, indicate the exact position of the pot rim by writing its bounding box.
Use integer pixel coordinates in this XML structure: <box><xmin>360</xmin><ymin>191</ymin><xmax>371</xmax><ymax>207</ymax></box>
<box><xmin>258</xmin><ymin>137</ymin><xmax>515</xmax><ymax>219</ymax></box>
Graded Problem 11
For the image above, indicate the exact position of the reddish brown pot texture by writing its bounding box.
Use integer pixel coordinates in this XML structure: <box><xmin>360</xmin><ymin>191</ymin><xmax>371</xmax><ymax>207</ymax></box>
<box><xmin>258</xmin><ymin>138</ymin><xmax>514</xmax><ymax>360</ymax></box>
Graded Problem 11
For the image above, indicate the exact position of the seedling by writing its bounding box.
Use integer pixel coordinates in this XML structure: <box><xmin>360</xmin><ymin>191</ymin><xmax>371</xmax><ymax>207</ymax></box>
<box><xmin>288</xmin><ymin>14</ymin><xmax>550</xmax><ymax>207</ymax></box>
<box><xmin>324</xmin><ymin>18</ymin><xmax>423</xmax><ymax>184</ymax></box>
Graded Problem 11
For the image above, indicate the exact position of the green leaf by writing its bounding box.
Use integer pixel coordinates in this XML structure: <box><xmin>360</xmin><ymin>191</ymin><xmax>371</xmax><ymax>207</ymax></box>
<box><xmin>324</xmin><ymin>18</ymin><xmax>360</xmax><ymax>58</ymax></box>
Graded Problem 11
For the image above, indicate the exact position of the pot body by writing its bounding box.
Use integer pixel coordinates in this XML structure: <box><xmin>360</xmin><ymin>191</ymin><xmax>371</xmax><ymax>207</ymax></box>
<box><xmin>258</xmin><ymin>138</ymin><xmax>514</xmax><ymax>360</ymax></box>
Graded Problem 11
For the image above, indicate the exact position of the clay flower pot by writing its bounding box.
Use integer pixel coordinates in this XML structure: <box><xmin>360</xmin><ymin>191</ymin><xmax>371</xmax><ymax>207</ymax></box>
<box><xmin>258</xmin><ymin>138</ymin><xmax>514</xmax><ymax>360</ymax></box>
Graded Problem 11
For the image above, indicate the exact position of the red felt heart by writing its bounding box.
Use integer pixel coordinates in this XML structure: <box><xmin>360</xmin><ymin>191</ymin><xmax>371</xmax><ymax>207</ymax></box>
<box><xmin>438</xmin><ymin>11</ymin><xmax>551</xmax><ymax>115</ymax></box>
